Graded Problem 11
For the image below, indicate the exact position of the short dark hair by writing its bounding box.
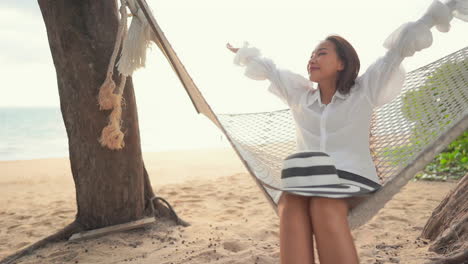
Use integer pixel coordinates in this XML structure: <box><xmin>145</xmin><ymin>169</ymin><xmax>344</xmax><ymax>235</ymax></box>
<box><xmin>325</xmin><ymin>35</ymin><xmax>360</xmax><ymax>94</ymax></box>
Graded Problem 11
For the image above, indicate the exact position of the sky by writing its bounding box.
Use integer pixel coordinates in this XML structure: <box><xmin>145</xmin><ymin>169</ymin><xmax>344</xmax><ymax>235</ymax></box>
<box><xmin>1</xmin><ymin>0</ymin><xmax>467</xmax><ymax>150</ymax></box>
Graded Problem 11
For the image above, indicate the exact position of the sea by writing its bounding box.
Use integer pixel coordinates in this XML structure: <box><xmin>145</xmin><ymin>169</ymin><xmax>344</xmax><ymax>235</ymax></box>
<box><xmin>0</xmin><ymin>107</ymin><xmax>229</xmax><ymax>161</ymax></box>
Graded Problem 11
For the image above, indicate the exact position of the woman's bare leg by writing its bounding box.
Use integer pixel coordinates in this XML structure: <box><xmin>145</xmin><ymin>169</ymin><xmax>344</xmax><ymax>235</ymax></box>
<box><xmin>309</xmin><ymin>197</ymin><xmax>359</xmax><ymax>264</ymax></box>
<box><xmin>278</xmin><ymin>192</ymin><xmax>315</xmax><ymax>264</ymax></box>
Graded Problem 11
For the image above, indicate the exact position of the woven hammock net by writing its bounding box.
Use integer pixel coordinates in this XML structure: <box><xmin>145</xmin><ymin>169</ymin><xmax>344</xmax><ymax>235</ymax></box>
<box><xmin>133</xmin><ymin>0</ymin><xmax>468</xmax><ymax>229</ymax></box>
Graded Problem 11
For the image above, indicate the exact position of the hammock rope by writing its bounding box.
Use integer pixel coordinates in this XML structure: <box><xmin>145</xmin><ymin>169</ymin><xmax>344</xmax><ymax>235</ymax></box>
<box><xmin>102</xmin><ymin>0</ymin><xmax>468</xmax><ymax>229</ymax></box>
<box><xmin>97</xmin><ymin>0</ymin><xmax>129</xmax><ymax>150</ymax></box>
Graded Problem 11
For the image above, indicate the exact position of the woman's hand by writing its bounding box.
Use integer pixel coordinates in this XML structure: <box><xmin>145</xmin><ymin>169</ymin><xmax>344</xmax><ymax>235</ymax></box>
<box><xmin>451</xmin><ymin>0</ymin><xmax>468</xmax><ymax>22</ymax></box>
<box><xmin>226</xmin><ymin>43</ymin><xmax>239</xmax><ymax>53</ymax></box>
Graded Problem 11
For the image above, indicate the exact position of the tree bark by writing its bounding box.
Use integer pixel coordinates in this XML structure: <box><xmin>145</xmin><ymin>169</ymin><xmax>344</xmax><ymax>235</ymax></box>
<box><xmin>422</xmin><ymin>173</ymin><xmax>468</xmax><ymax>263</ymax></box>
<box><xmin>38</xmin><ymin>0</ymin><xmax>146</xmax><ymax>229</ymax></box>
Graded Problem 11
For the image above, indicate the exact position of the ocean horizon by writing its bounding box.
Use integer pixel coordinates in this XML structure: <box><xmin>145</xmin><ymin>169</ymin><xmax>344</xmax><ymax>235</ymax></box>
<box><xmin>0</xmin><ymin>106</ymin><xmax>229</xmax><ymax>161</ymax></box>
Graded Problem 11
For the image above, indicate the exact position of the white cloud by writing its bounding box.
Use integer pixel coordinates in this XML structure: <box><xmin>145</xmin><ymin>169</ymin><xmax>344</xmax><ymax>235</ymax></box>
<box><xmin>0</xmin><ymin>7</ymin><xmax>50</xmax><ymax>64</ymax></box>
<box><xmin>0</xmin><ymin>1</ymin><xmax>40</xmax><ymax>15</ymax></box>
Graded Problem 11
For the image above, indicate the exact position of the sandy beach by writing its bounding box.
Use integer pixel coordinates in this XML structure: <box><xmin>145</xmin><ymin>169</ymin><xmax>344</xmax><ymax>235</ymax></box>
<box><xmin>0</xmin><ymin>147</ymin><xmax>457</xmax><ymax>264</ymax></box>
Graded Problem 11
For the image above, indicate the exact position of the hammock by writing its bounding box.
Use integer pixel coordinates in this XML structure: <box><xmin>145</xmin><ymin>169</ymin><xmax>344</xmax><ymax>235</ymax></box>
<box><xmin>101</xmin><ymin>0</ymin><xmax>468</xmax><ymax>229</ymax></box>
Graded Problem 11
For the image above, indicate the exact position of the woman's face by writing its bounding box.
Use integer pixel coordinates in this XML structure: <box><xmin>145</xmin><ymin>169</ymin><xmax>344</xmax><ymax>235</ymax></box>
<box><xmin>307</xmin><ymin>40</ymin><xmax>344</xmax><ymax>83</ymax></box>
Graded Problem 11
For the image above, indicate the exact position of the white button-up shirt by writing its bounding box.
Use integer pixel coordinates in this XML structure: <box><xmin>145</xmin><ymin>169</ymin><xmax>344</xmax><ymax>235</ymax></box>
<box><xmin>232</xmin><ymin>0</ymin><xmax>453</xmax><ymax>184</ymax></box>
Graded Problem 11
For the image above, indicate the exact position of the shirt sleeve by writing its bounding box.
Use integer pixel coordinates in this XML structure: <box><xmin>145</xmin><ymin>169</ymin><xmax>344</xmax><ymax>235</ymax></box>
<box><xmin>233</xmin><ymin>42</ymin><xmax>309</xmax><ymax>107</ymax></box>
<box><xmin>357</xmin><ymin>0</ymin><xmax>455</xmax><ymax>109</ymax></box>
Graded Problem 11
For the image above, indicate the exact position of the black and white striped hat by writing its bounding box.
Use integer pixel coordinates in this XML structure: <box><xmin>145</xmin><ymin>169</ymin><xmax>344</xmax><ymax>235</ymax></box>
<box><xmin>280</xmin><ymin>152</ymin><xmax>382</xmax><ymax>198</ymax></box>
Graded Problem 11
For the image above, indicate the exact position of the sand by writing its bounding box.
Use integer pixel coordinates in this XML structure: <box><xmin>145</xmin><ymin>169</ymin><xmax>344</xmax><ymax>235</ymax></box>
<box><xmin>0</xmin><ymin>147</ymin><xmax>457</xmax><ymax>264</ymax></box>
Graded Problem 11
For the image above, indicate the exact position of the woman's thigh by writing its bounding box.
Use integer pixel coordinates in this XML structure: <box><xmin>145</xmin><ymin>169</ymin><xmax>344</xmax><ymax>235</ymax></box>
<box><xmin>308</xmin><ymin>196</ymin><xmax>349</xmax><ymax>218</ymax></box>
<box><xmin>278</xmin><ymin>192</ymin><xmax>310</xmax><ymax>214</ymax></box>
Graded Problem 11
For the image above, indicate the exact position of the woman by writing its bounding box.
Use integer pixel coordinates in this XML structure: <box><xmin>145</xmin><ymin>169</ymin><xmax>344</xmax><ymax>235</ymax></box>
<box><xmin>226</xmin><ymin>1</ymin><xmax>465</xmax><ymax>263</ymax></box>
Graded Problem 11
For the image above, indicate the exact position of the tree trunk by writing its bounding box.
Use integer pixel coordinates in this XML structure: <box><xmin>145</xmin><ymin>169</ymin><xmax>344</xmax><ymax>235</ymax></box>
<box><xmin>421</xmin><ymin>173</ymin><xmax>468</xmax><ymax>264</ymax></box>
<box><xmin>38</xmin><ymin>0</ymin><xmax>149</xmax><ymax>229</ymax></box>
<box><xmin>0</xmin><ymin>2</ymin><xmax>188</xmax><ymax>262</ymax></box>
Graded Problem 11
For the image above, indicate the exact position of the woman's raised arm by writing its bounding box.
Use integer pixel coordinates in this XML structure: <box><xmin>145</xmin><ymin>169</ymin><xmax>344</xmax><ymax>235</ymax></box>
<box><xmin>357</xmin><ymin>0</ymin><xmax>466</xmax><ymax>109</ymax></box>
<box><xmin>227</xmin><ymin>42</ymin><xmax>311</xmax><ymax>107</ymax></box>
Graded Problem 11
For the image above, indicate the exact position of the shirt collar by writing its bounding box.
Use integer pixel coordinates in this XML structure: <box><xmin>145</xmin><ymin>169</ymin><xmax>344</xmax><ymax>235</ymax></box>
<box><xmin>307</xmin><ymin>85</ymin><xmax>349</xmax><ymax>107</ymax></box>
